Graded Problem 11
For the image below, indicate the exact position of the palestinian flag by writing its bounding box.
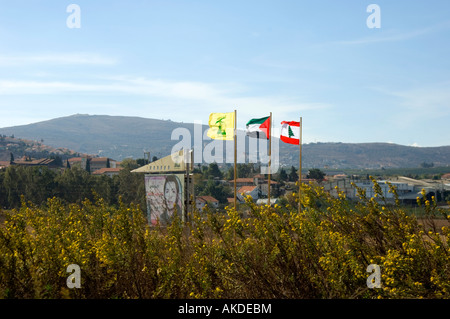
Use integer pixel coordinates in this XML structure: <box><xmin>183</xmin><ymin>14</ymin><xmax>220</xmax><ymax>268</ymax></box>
<box><xmin>246</xmin><ymin>116</ymin><xmax>270</xmax><ymax>139</ymax></box>
<box><xmin>280</xmin><ymin>121</ymin><xmax>300</xmax><ymax>145</ymax></box>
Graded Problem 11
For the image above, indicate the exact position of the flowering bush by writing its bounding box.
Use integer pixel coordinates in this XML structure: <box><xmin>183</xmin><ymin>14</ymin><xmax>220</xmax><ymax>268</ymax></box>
<box><xmin>0</xmin><ymin>178</ymin><xmax>448</xmax><ymax>299</ymax></box>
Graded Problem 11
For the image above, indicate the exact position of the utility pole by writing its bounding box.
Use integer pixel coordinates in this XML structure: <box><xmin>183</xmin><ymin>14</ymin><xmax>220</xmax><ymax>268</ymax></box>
<box><xmin>144</xmin><ymin>151</ymin><xmax>150</xmax><ymax>164</ymax></box>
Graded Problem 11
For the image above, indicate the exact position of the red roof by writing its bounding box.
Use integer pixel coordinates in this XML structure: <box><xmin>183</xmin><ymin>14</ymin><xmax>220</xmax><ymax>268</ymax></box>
<box><xmin>196</xmin><ymin>195</ymin><xmax>219</xmax><ymax>203</ymax></box>
<box><xmin>92</xmin><ymin>167</ymin><xmax>123</xmax><ymax>175</ymax></box>
<box><xmin>14</xmin><ymin>158</ymin><xmax>55</xmax><ymax>166</ymax></box>
<box><xmin>238</xmin><ymin>185</ymin><xmax>258</xmax><ymax>193</ymax></box>
<box><xmin>230</xmin><ymin>178</ymin><xmax>254</xmax><ymax>183</ymax></box>
<box><xmin>0</xmin><ymin>161</ymin><xmax>10</xmax><ymax>168</ymax></box>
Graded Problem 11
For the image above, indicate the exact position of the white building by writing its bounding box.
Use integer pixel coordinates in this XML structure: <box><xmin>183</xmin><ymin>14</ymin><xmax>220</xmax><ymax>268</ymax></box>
<box><xmin>195</xmin><ymin>196</ymin><xmax>219</xmax><ymax>211</ymax></box>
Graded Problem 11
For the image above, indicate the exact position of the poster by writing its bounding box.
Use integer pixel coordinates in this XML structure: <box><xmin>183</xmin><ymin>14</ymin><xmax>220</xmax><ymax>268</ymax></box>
<box><xmin>144</xmin><ymin>174</ymin><xmax>184</xmax><ymax>225</ymax></box>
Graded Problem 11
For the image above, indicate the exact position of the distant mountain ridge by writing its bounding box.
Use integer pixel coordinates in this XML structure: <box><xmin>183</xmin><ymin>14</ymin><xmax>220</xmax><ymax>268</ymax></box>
<box><xmin>1</xmin><ymin>114</ymin><xmax>450</xmax><ymax>169</ymax></box>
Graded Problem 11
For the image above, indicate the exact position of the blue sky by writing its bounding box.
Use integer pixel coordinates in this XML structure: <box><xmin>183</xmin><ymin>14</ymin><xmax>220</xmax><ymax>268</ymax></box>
<box><xmin>0</xmin><ymin>0</ymin><xmax>449</xmax><ymax>146</ymax></box>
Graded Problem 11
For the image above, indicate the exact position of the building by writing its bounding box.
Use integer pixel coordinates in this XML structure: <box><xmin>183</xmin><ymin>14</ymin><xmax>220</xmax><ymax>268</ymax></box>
<box><xmin>227</xmin><ymin>197</ymin><xmax>236</xmax><ymax>205</ymax></box>
<box><xmin>90</xmin><ymin>157</ymin><xmax>117</xmax><ymax>172</ymax></box>
<box><xmin>323</xmin><ymin>179</ymin><xmax>356</xmax><ymax>199</ymax></box>
<box><xmin>67</xmin><ymin>156</ymin><xmax>117</xmax><ymax>174</ymax></box>
<box><xmin>322</xmin><ymin>176</ymin><xmax>449</xmax><ymax>205</ymax></box>
<box><xmin>234</xmin><ymin>178</ymin><xmax>255</xmax><ymax>187</ymax></box>
<box><xmin>353</xmin><ymin>180</ymin><xmax>415</xmax><ymax>200</ymax></box>
<box><xmin>195</xmin><ymin>195</ymin><xmax>219</xmax><ymax>211</ymax></box>
<box><xmin>12</xmin><ymin>158</ymin><xmax>58</xmax><ymax>170</ymax></box>
<box><xmin>237</xmin><ymin>185</ymin><xmax>260</xmax><ymax>201</ymax></box>
<box><xmin>0</xmin><ymin>161</ymin><xmax>10</xmax><ymax>170</ymax></box>
<box><xmin>256</xmin><ymin>198</ymin><xmax>280</xmax><ymax>206</ymax></box>
<box><xmin>228</xmin><ymin>176</ymin><xmax>280</xmax><ymax>196</ymax></box>
<box><xmin>91</xmin><ymin>167</ymin><xmax>123</xmax><ymax>178</ymax></box>
<box><xmin>259</xmin><ymin>180</ymin><xmax>280</xmax><ymax>196</ymax></box>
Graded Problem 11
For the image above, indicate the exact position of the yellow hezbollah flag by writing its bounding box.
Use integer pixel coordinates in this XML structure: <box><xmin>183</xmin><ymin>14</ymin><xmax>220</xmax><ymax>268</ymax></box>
<box><xmin>207</xmin><ymin>112</ymin><xmax>235</xmax><ymax>140</ymax></box>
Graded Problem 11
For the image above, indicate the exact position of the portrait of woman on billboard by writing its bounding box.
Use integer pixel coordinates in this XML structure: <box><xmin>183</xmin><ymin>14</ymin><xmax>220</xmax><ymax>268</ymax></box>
<box><xmin>160</xmin><ymin>175</ymin><xmax>182</xmax><ymax>224</ymax></box>
<box><xmin>145</xmin><ymin>174</ymin><xmax>183</xmax><ymax>225</ymax></box>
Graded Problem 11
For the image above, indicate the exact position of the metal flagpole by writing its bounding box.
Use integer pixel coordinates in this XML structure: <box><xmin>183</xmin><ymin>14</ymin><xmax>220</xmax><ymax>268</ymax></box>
<box><xmin>185</xmin><ymin>149</ymin><xmax>189</xmax><ymax>223</ymax></box>
<box><xmin>234</xmin><ymin>109</ymin><xmax>237</xmax><ymax>210</ymax></box>
<box><xmin>268</xmin><ymin>112</ymin><xmax>272</xmax><ymax>206</ymax></box>
<box><xmin>299</xmin><ymin>117</ymin><xmax>302</xmax><ymax>214</ymax></box>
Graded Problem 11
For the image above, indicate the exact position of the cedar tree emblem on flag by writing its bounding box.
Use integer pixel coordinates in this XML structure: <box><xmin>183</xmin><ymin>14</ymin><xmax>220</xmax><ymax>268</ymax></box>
<box><xmin>280</xmin><ymin>121</ymin><xmax>300</xmax><ymax>145</ymax></box>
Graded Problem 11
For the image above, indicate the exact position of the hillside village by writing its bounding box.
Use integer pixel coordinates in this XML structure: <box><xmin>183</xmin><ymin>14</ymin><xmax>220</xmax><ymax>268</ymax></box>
<box><xmin>1</xmin><ymin>135</ymin><xmax>450</xmax><ymax>211</ymax></box>
<box><xmin>3</xmin><ymin>114</ymin><xmax>450</xmax><ymax>169</ymax></box>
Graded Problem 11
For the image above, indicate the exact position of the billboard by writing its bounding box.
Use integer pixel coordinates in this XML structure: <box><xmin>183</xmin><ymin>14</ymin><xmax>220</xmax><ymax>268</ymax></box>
<box><xmin>144</xmin><ymin>174</ymin><xmax>184</xmax><ymax>225</ymax></box>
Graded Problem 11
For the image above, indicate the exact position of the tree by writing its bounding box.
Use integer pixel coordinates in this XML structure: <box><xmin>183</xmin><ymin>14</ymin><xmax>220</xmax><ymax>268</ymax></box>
<box><xmin>136</xmin><ymin>158</ymin><xmax>149</xmax><ymax>167</ymax></box>
<box><xmin>9</xmin><ymin>153</ymin><xmax>14</xmax><ymax>164</ymax></box>
<box><xmin>288</xmin><ymin>166</ymin><xmax>298</xmax><ymax>182</ymax></box>
<box><xmin>224</xmin><ymin>166</ymin><xmax>234</xmax><ymax>180</ymax></box>
<box><xmin>237</xmin><ymin>163</ymin><xmax>254</xmax><ymax>178</ymax></box>
<box><xmin>85</xmin><ymin>158</ymin><xmax>91</xmax><ymax>173</ymax></box>
<box><xmin>116</xmin><ymin>169</ymin><xmax>145</xmax><ymax>207</ymax></box>
<box><xmin>200</xmin><ymin>180</ymin><xmax>232</xmax><ymax>204</ymax></box>
<box><xmin>420</xmin><ymin>162</ymin><xmax>434</xmax><ymax>168</ymax></box>
<box><xmin>3</xmin><ymin>166</ymin><xmax>19</xmax><ymax>207</ymax></box>
<box><xmin>50</xmin><ymin>155</ymin><xmax>63</xmax><ymax>167</ymax></box>
<box><xmin>307</xmin><ymin>168</ymin><xmax>326</xmax><ymax>181</ymax></box>
<box><xmin>55</xmin><ymin>166</ymin><xmax>93</xmax><ymax>203</ymax></box>
<box><xmin>207</xmin><ymin>162</ymin><xmax>223</xmax><ymax>179</ymax></box>
<box><xmin>278</xmin><ymin>168</ymin><xmax>288</xmax><ymax>182</ymax></box>
<box><xmin>2</xmin><ymin>166</ymin><xmax>56</xmax><ymax>208</ymax></box>
<box><xmin>120</xmin><ymin>158</ymin><xmax>139</xmax><ymax>170</ymax></box>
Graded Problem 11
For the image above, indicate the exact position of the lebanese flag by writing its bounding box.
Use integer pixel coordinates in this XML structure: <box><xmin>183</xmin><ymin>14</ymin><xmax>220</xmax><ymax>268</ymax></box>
<box><xmin>280</xmin><ymin>121</ymin><xmax>300</xmax><ymax>145</ymax></box>
<box><xmin>246</xmin><ymin>116</ymin><xmax>270</xmax><ymax>139</ymax></box>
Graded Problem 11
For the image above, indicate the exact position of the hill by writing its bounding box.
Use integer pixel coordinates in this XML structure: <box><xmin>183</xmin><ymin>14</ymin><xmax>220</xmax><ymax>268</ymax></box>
<box><xmin>0</xmin><ymin>114</ymin><xmax>192</xmax><ymax>161</ymax></box>
<box><xmin>1</xmin><ymin>114</ymin><xmax>450</xmax><ymax>169</ymax></box>
<box><xmin>0</xmin><ymin>135</ymin><xmax>83</xmax><ymax>162</ymax></box>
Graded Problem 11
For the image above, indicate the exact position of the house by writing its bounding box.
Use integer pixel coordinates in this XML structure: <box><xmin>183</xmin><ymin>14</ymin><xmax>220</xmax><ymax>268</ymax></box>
<box><xmin>0</xmin><ymin>161</ymin><xmax>10</xmax><ymax>170</ymax></box>
<box><xmin>90</xmin><ymin>157</ymin><xmax>116</xmax><ymax>172</ymax></box>
<box><xmin>12</xmin><ymin>158</ymin><xmax>58</xmax><ymax>170</ymax></box>
<box><xmin>67</xmin><ymin>156</ymin><xmax>117</xmax><ymax>174</ymax></box>
<box><xmin>237</xmin><ymin>185</ymin><xmax>260</xmax><ymax>201</ymax></box>
<box><xmin>67</xmin><ymin>157</ymin><xmax>82</xmax><ymax>167</ymax></box>
<box><xmin>234</xmin><ymin>178</ymin><xmax>255</xmax><ymax>187</ymax></box>
<box><xmin>92</xmin><ymin>167</ymin><xmax>123</xmax><ymax>178</ymax></box>
<box><xmin>227</xmin><ymin>197</ymin><xmax>236</xmax><ymax>205</ymax></box>
<box><xmin>442</xmin><ymin>173</ymin><xmax>450</xmax><ymax>180</ymax></box>
<box><xmin>229</xmin><ymin>176</ymin><xmax>280</xmax><ymax>194</ymax></box>
<box><xmin>259</xmin><ymin>180</ymin><xmax>280</xmax><ymax>196</ymax></box>
<box><xmin>195</xmin><ymin>195</ymin><xmax>219</xmax><ymax>210</ymax></box>
<box><xmin>256</xmin><ymin>198</ymin><xmax>280</xmax><ymax>206</ymax></box>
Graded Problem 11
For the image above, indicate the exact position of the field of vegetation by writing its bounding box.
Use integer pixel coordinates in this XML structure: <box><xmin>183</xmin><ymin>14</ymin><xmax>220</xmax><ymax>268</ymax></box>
<box><xmin>0</xmin><ymin>178</ymin><xmax>449</xmax><ymax>299</ymax></box>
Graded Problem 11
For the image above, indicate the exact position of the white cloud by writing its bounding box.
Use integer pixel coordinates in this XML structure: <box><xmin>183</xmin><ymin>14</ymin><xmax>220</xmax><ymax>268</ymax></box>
<box><xmin>370</xmin><ymin>81</ymin><xmax>450</xmax><ymax>112</ymax></box>
<box><xmin>375</xmin><ymin>82</ymin><xmax>450</xmax><ymax>114</ymax></box>
<box><xmin>368</xmin><ymin>82</ymin><xmax>450</xmax><ymax>137</ymax></box>
<box><xmin>0</xmin><ymin>76</ymin><xmax>330</xmax><ymax>131</ymax></box>
<box><xmin>0</xmin><ymin>53</ymin><xmax>118</xmax><ymax>66</ymax></box>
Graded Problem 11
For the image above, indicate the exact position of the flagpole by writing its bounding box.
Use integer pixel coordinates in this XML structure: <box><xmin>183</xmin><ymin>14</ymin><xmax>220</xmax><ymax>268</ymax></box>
<box><xmin>299</xmin><ymin>117</ymin><xmax>302</xmax><ymax>214</ymax></box>
<box><xmin>234</xmin><ymin>109</ymin><xmax>237</xmax><ymax>210</ymax></box>
<box><xmin>268</xmin><ymin>112</ymin><xmax>272</xmax><ymax>206</ymax></box>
